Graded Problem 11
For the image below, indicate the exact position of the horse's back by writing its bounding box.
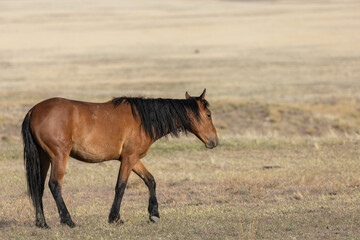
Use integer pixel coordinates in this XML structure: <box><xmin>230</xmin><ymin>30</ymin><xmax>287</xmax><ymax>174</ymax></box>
<box><xmin>30</xmin><ymin>97</ymin><xmax>116</xmax><ymax>130</ymax></box>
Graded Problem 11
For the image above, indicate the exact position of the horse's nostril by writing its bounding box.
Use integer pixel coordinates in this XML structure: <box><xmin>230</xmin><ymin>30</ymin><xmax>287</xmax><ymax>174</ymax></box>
<box><xmin>209</xmin><ymin>139</ymin><xmax>217</xmax><ymax>148</ymax></box>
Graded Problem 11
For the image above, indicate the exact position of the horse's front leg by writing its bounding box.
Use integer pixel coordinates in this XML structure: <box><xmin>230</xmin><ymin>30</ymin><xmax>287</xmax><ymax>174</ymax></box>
<box><xmin>132</xmin><ymin>160</ymin><xmax>160</xmax><ymax>222</ymax></box>
<box><xmin>108</xmin><ymin>155</ymin><xmax>138</xmax><ymax>224</ymax></box>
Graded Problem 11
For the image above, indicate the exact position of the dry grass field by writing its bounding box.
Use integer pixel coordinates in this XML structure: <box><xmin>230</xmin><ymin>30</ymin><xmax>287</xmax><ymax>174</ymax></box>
<box><xmin>1</xmin><ymin>0</ymin><xmax>360</xmax><ymax>239</ymax></box>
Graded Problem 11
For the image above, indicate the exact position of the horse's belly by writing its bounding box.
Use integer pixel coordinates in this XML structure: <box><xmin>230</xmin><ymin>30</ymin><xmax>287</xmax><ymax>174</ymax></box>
<box><xmin>70</xmin><ymin>142</ymin><xmax>120</xmax><ymax>163</ymax></box>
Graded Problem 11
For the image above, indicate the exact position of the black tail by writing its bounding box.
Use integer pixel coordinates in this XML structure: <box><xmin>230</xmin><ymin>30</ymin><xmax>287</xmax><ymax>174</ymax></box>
<box><xmin>22</xmin><ymin>111</ymin><xmax>41</xmax><ymax>209</ymax></box>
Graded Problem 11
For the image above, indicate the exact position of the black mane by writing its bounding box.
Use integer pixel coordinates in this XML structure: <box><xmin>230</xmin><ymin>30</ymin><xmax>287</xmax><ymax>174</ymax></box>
<box><xmin>112</xmin><ymin>97</ymin><xmax>208</xmax><ymax>140</ymax></box>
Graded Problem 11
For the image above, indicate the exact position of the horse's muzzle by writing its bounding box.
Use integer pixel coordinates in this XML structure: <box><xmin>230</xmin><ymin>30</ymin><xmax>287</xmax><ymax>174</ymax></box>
<box><xmin>206</xmin><ymin>138</ymin><xmax>218</xmax><ymax>149</ymax></box>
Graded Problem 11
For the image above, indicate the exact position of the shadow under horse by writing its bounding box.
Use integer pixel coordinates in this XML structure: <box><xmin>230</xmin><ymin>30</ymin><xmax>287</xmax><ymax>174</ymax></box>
<box><xmin>21</xmin><ymin>89</ymin><xmax>218</xmax><ymax>228</ymax></box>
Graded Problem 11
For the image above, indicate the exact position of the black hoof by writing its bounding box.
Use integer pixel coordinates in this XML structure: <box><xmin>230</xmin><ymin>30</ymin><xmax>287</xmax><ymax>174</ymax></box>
<box><xmin>36</xmin><ymin>221</ymin><xmax>50</xmax><ymax>229</ymax></box>
<box><xmin>61</xmin><ymin>219</ymin><xmax>76</xmax><ymax>228</ymax></box>
<box><xmin>109</xmin><ymin>214</ymin><xmax>123</xmax><ymax>224</ymax></box>
<box><xmin>115</xmin><ymin>219</ymin><xmax>124</xmax><ymax>225</ymax></box>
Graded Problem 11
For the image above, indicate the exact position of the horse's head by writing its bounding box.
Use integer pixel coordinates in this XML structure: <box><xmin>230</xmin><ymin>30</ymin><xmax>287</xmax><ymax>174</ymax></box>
<box><xmin>186</xmin><ymin>89</ymin><xmax>218</xmax><ymax>149</ymax></box>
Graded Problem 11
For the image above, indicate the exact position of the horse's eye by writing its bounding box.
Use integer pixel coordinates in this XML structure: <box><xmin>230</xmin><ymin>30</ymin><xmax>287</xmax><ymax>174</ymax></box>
<box><xmin>207</xmin><ymin>113</ymin><xmax>211</xmax><ymax>118</ymax></box>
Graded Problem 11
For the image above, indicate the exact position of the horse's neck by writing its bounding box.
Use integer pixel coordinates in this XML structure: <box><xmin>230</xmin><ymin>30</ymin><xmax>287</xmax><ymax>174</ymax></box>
<box><xmin>153</xmin><ymin>117</ymin><xmax>189</xmax><ymax>141</ymax></box>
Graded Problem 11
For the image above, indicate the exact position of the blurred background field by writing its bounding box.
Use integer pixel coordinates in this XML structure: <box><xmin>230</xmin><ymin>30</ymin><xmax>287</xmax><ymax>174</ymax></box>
<box><xmin>1</xmin><ymin>0</ymin><xmax>360</xmax><ymax>239</ymax></box>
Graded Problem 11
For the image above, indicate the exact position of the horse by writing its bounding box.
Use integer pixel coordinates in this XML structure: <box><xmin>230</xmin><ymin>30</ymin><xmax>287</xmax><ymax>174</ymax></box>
<box><xmin>21</xmin><ymin>89</ymin><xmax>218</xmax><ymax>228</ymax></box>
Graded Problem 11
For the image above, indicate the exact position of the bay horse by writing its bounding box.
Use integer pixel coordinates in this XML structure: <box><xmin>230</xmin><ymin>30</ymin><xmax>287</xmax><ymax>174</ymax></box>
<box><xmin>21</xmin><ymin>89</ymin><xmax>218</xmax><ymax>228</ymax></box>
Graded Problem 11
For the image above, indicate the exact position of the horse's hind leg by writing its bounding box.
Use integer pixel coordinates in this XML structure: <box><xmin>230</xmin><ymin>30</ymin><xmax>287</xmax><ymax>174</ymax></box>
<box><xmin>34</xmin><ymin>148</ymin><xmax>51</xmax><ymax>228</ymax></box>
<box><xmin>48</xmin><ymin>151</ymin><xmax>75</xmax><ymax>228</ymax></box>
<box><xmin>132</xmin><ymin>160</ymin><xmax>160</xmax><ymax>222</ymax></box>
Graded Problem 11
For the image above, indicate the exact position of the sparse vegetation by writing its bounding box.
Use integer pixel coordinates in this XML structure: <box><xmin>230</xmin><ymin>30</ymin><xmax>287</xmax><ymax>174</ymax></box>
<box><xmin>1</xmin><ymin>137</ymin><xmax>360</xmax><ymax>239</ymax></box>
<box><xmin>1</xmin><ymin>0</ymin><xmax>360</xmax><ymax>239</ymax></box>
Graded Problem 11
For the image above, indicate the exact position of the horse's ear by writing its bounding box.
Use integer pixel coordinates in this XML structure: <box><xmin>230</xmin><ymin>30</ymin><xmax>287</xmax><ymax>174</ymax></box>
<box><xmin>185</xmin><ymin>91</ymin><xmax>191</xmax><ymax>99</ymax></box>
<box><xmin>200</xmin><ymin>88</ymin><xmax>206</xmax><ymax>100</ymax></box>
